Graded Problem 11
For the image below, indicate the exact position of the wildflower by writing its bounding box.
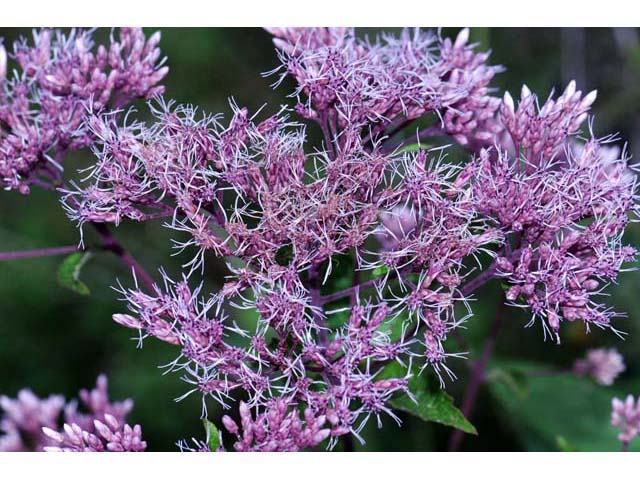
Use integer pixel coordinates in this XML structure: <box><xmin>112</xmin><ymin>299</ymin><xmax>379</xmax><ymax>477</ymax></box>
<box><xmin>4</xmin><ymin>27</ymin><xmax>637</xmax><ymax>451</ymax></box>
<box><xmin>268</xmin><ymin>28</ymin><xmax>503</xmax><ymax>147</ymax></box>
<box><xmin>0</xmin><ymin>375</ymin><xmax>140</xmax><ymax>452</ymax></box>
<box><xmin>0</xmin><ymin>390</ymin><xmax>65</xmax><ymax>451</ymax></box>
<box><xmin>63</xmin><ymin>28</ymin><xmax>637</xmax><ymax>450</ymax></box>
<box><xmin>469</xmin><ymin>85</ymin><xmax>638</xmax><ymax>341</ymax></box>
<box><xmin>43</xmin><ymin>414</ymin><xmax>146</xmax><ymax>452</ymax></box>
<box><xmin>611</xmin><ymin>395</ymin><xmax>640</xmax><ymax>447</ymax></box>
<box><xmin>574</xmin><ymin>348</ymin><xmax>625</xmax><ymax>386</ymax></box>
<box><xmin>221</xmin><ymin>400</ymin><xmax>330</xmax><ymax>452</ymax></box>
<box><xmin>0</xmin><ymin>28</ymin><xmax>167</xmax><ymax>194</ymax></box>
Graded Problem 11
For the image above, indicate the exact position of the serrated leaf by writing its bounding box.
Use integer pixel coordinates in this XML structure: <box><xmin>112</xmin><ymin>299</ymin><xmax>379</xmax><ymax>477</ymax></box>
<box><xmin>57</xmin><ymin>251</ymin><xmax>92</xmax><ymax>295</ymax></box>
<box><xmin>203</xmin><ymin>419</ymin><xmax>220</xmax><ymax>452</ymax></box>
<box><xmin>381</xmin><ymin>362</ymin><xmax>477</xmax><ymax>435</ymax></box>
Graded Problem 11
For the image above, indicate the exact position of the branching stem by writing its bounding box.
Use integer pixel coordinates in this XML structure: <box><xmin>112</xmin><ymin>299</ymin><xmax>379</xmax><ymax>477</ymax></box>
<box><xmin>448</xmin><ymin>294</ymin><xmax>506</xmax><ymax>451</ymax></box>
<box><xmin>91</xmin><ymin>223</ymin><xmax>156</xmax><ymax>292</ymax></box>
<box><xmin>0</xmin><ymin>245</ymin><xmax>82</xmax><ymax>261</ymax></box>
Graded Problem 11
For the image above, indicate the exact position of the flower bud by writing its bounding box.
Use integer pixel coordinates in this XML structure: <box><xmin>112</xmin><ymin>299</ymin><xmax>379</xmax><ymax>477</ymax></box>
<box><xmin>222</xmin><ymin>415</ymin><xmax>239</xmax><ymax>435</ymax></box>
<box><xmin>112</xmin><ymin>313</ymin><xmax>143</xmax><ymax>329</ymax></box>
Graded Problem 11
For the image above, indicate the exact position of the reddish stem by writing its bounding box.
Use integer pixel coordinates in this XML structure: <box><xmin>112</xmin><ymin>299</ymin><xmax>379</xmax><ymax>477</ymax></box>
<box><xmin>91</xmin><ymin>223</ymin><xmax>156</xmax><ymax>292</ymax></box>
<box><xmin>0</xmin><ymin>245</ymin><xmax>81</xmax><ymax>261</ymax></box>
<box><xmin>448</xmin><ymin>295</ymin><xmax>506</xmax><ymax>451</ymax></box>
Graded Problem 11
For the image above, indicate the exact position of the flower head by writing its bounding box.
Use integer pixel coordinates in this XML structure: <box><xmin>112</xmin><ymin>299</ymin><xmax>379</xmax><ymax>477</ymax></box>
<box><xmin>0</xmin><ymin>375</ymin><xmax>140</xmax><ymax>452</ymax></box>
<box><xmin>43</xmin><ymin>414</ymin><xmax>146</xmax><ymax>452</ymax></box>
<box><xmin>611</xmin><ymin>395</ymin><xmax>640</xmax><ymax>446</ymax></box>
<box><xmin>0</xmin><ymin>389</ymin><xmax>64</xmax><ymax>451</ymax></box>
<box><xmin>0</xmin><ymin>28</ymin><xmax>167</xmax><ymax>194</ymax></box>
<box><xmin>574</xmin><ymin>348</ymin><xmax>625</xmax><ymax>386</ymax></box>
<box><xmin>44</xmin><ymin>27</ymin><xmax>640</xmax><ymax>451</ymax></box>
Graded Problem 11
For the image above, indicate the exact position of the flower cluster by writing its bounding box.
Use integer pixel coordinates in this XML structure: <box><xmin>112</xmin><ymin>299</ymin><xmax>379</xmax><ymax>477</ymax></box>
<box><xmin>58</xmin><ymin>27</ymin><xmax>639</xmax><ymax>451</ymax></box>
<box><xmin>465</xmin><ymin>83</ymin><xmax>637</xmax><ymax>341</ymax></box>
<box><xmin>221</xmin><ymin>400</ymin><xmax>331</xmax><ymax>452</ymax></box>
<box><xmin>112</xmin><ymin>270</ymin><xmax>411</xmax><ymax>450</ymax></box>
<box><xmin>0</xmin><ymin>389</ymin><xmax>64</xmax><ymax>451</ymax></box>
<box><xmin>0</xmin><ymin>28</ymin><xmax>167</xmax><ymax>194</ymax></box>
<box><xmin>43</xmin><ymin>413</ymin><xmax>146</xmax><ymax>452</ymax></box>
<box><xmin>7</xmin><ymin>27</ymin><xmax>637</xmax><ymax>451</ymax></box>
<box><xmin>267</xmin><ymin>27</ymin><xmax>503</xmax><ymax>148</ymax></box>
<box><xmin>0</xmin><ymin>375</ymin><xmax>144</xmax><ymax>452</ymax></box>
<box><xmin>574</xmin><ymin>348</ymin><xmax>626</xmax><ymax>386</ymax></box>
<box><xmin>611</xmin><ymin>395</ymin><xmax>640</xmax><ymax>447</ymax></box>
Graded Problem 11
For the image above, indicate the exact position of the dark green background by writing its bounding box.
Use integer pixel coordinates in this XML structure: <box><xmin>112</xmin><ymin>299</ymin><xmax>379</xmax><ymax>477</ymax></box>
<box><xmin>1</xmin><ymin>28</ymin><xmax>639</xmax><ymax>451</ymax></box>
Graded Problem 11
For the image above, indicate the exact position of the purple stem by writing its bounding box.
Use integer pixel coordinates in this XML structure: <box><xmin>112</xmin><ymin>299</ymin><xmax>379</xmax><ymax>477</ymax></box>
<box><xmin>322</xmin><ymin>259</ymin><xmax>498</xmax><ymax>307</ymax></box>
<box><xmin>91</xmin><ymin>223</ymin><xmax>156</xmax><ymax>292</ymax></box>
<box><xmin>460</xmin><ymin>263</ymin><xmax>499</xmax><ymax>297</ymax></box>
<box><xmin>319</xmin><ymin>274</ymin><xmax>390</xmax><ymax>305</ymax></box>
<box><xmin>0</xmin><ymin>227</ymin><xmax>156</xmax><ymax>293</ymax></box>
<box><xmin>59</xmin><ymin>180</ymin><xmax>156</xmax><ymax>293</ymax></box>
<box><xmin>0</xmin><ymin>245</ymin><xmax>81</xmax><ymax>261</ymax></box>
<box><xmin>308</xmin><ymin>263</ymin><xmax>328</xmax><ymax>346</ymax></box>
<box><xmin>319</xmin><ymin>114</ymin><xmax>336</xmax><ymax>161</ymax></box>
<box><xmin>448</xmin><ymin>294</ymin><xmax>506</xmax><ymax>451</ymax></box>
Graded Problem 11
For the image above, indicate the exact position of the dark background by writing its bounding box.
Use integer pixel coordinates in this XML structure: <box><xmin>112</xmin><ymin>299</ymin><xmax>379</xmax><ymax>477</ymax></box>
<box><xmin>1</xmin><ymin>28</ymin><xmax>639</xmax><ymax>451</ymax></box>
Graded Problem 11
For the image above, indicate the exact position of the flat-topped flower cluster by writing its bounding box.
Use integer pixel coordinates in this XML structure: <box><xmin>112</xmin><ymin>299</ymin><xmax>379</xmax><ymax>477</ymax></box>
<box><xmin>1</xmin><ymin>27</ymin><xmax>637</xmax><ymax>451</ymax></box>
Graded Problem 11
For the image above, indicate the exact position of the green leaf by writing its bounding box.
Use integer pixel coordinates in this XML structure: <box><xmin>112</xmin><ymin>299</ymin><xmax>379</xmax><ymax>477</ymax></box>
<box><xmin>381</xmin><ymin>362</ymin><xmax>477</xmax><ymax>435</ymax></box>
<box><xmin>372</xmin><ymin>265</ymin><xmax>389</xmax><ymax>278</ymax></box>
<box><xmin>57</xmin><ymin>252</ymin><xmax>92</xmax><ymax>295</ymax></box>
<box><xmin>556</xmin><ymin>436</ymin><xmax>579</xmax><ymax>452</ymax></box>
<box><xmin>486</xmin><ymin>366</ymin><xmax>530</xmax><ymax>399</ymax></box>
<box><xmin>203</xmin><ymin>419</ymin><xmax>220</xmax><ymax>451</ymax></box>
<box><xmin>396</xmin><ymin>143</ymin><xmax>431</xmax><ymax>154</ymax></box>
<box><xmin>489</xmin><ymin>359</ymin><xmax>640</xmax><ymax>451</ymax></box>
<box><xmin>390</xmin><ymin>389</ymin><xmax>478</xmax><ymax>435</ymax></box>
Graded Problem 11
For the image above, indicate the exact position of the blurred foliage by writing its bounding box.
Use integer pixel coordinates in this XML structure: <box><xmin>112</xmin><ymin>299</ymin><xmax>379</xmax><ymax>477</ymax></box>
<box><xmin>1</xmin><ymin>27</ymin><xmax>640</xmax><ymax>451</ymax></box>
<box><xmin>489</xmin><ymin>359</ymin><xmax>640</xmax><ymax>451</ymax></box>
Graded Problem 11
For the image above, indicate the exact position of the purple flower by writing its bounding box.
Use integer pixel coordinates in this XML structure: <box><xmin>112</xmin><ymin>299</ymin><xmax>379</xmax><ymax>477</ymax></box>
<box><xmin>267</xmin><ymin>27</ymin><xmax>503</xmax><ymax>148</ymax></box>
<box><xmin>221</xmin><ymin>400</ymin><xmax>330</xmax><ymax>452</ymax></box>
<box><xmin>43</xmin><ymin>414</ymin><xmax>146</xmax><ymax>452</ymax></box>
<box><xmin>574</xmin><ymin>348</ymin><xmax>625</xmax><ymax>386</ymax></box>
<box><xmin>467</xmin><ymin>84</ymin><xmax>637</xmax><ymax>341</ymax></box>
<box><xmin>64</xmin><ymin>29</ymin><xmax>638</xmax><ymax>450</ymax></box>
<box><xmin>0</xmin><ymin>28</ymin><xmax>167</xmax><ymax>194</ymax></box>
<box><xmin>0</xmin><ymin>389</ymin><xmax>65</xmax><ymax>451</ymax></box>
<box><xmin>611</xmin><ymin>395</ymin><xmax>640</xmax><ymax>446</ymax></box>
<box><xmin>500</xmin><ymin>81</ymin><xmax>597</xmax><ymax>162</ymax></box>
<box><xmin>6</xmin><ymin>27</ymin><xmax>636</xmax><ymax>451</ymax></box>
<box><xmin>0</xmin><ymin>375</ymin><xmax>141</xmax><ymax>452</ymax></box>
<box><xmin>63</xmin><ymin>374</ymin><xmax>134</xmax><ymax>432</ymax></box>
